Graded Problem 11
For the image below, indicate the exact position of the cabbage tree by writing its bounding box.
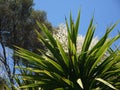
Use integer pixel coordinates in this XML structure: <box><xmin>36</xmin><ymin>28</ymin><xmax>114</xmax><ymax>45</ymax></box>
<box><xmin>16</xmin><ymin>11</ymin><xmax>120</xmax><ymax>90</ymax></box>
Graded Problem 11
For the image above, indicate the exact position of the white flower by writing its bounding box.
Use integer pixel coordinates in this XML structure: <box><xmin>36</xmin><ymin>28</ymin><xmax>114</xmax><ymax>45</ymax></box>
<box><xmin>53</xmin><ymin>24</ymin><xmax>98</xmax><ymax>53</ymax></box>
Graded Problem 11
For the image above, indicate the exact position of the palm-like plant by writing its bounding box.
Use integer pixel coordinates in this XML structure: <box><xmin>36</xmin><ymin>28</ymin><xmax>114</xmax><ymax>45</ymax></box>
<box><xmin>16</xmin><ymin>11</ymin><xmax>120</xmax><ymax>90</ymax></box>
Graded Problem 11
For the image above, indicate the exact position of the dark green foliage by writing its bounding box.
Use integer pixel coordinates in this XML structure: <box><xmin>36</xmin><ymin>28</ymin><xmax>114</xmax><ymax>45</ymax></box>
<box><xmin>0</xmin><ymin>0</ymin><xmax>53</xmax><ymax>51</ymax></box>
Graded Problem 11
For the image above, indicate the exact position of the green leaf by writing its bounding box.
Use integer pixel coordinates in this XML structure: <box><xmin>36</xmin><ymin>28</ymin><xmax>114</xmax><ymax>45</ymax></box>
<box><xmin>81</xmin><ymin>17</ymin><xmax>95</xmax><ymax>53</ymax></box>
<box><xmin>89</xmin><ymin>22</ymin><xmax>119</xmax><ymax>54</ymax></box>
<box><xmin>37</xmin><ymin>21</ymin><xmax>57</xmax><ymax>47</ymax></box>
<box><xmin>62</xmin><ymin>78</ymin><xmax>74</xmax><ymax>88</ymax></box>
<box><xmin>89</xmin><ymin>35</ymin><xmax>120</xmax><ymax>75</ymax></box>
<box><xmin>46</xmin><ymin>57</ymin><xmax>64</xmax><ymax>74</ymax></box>
<box><xmin>95</xmin><ymin>78</ymin><xmax>116</xmax><ymax>90</ymax></box>
<box><xmin>101</xmin><ymin>54</ymin><xmax>120</xmax><ymax>75</ymax></box>
<box><xmin>75</xmin><ymin>10</ymin><xmax>80</xmax><ymax>37</ymax></box>
<box><xmin>56</xmin><ymin>39</ymin><xmax>69</xmax><ymax>68</ymax></box>
<box><xmin>19</xmin><ymin>81</ymin><xmax>46</xmax><ymax>88</ymax></box>
<box><xmin>54</xmin><ymin>88</ymin><xmax>64</xmax><ymax>90</ymax></box>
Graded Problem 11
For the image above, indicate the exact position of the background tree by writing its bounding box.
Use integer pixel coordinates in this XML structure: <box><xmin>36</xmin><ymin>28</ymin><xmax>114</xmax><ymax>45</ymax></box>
<box><xmin>0</xmin><ymin>0</ymin><xmax>53</xmax><ymax>87</ymax></box>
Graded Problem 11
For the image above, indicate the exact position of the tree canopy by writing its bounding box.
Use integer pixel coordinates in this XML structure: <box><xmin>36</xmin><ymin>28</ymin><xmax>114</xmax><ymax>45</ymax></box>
<box><xmin>0</xmin><ymin>0</ymin><xmax>53</xmax><ymax>87</ymax></box>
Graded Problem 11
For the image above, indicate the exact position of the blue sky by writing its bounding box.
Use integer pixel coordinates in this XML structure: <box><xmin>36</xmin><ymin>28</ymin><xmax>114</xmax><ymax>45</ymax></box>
<box><xmin>33</xmin><ymin>0</ymin><xmax>120</xmax><ymax>42</ymax></box>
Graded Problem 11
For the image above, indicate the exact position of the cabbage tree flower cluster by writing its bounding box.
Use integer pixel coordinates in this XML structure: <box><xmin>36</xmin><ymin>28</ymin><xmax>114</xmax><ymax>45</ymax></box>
<box><xmin>53</xmin><ymin>24</ymin><xmax>98</xmax><ymax>53</ymax></box>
